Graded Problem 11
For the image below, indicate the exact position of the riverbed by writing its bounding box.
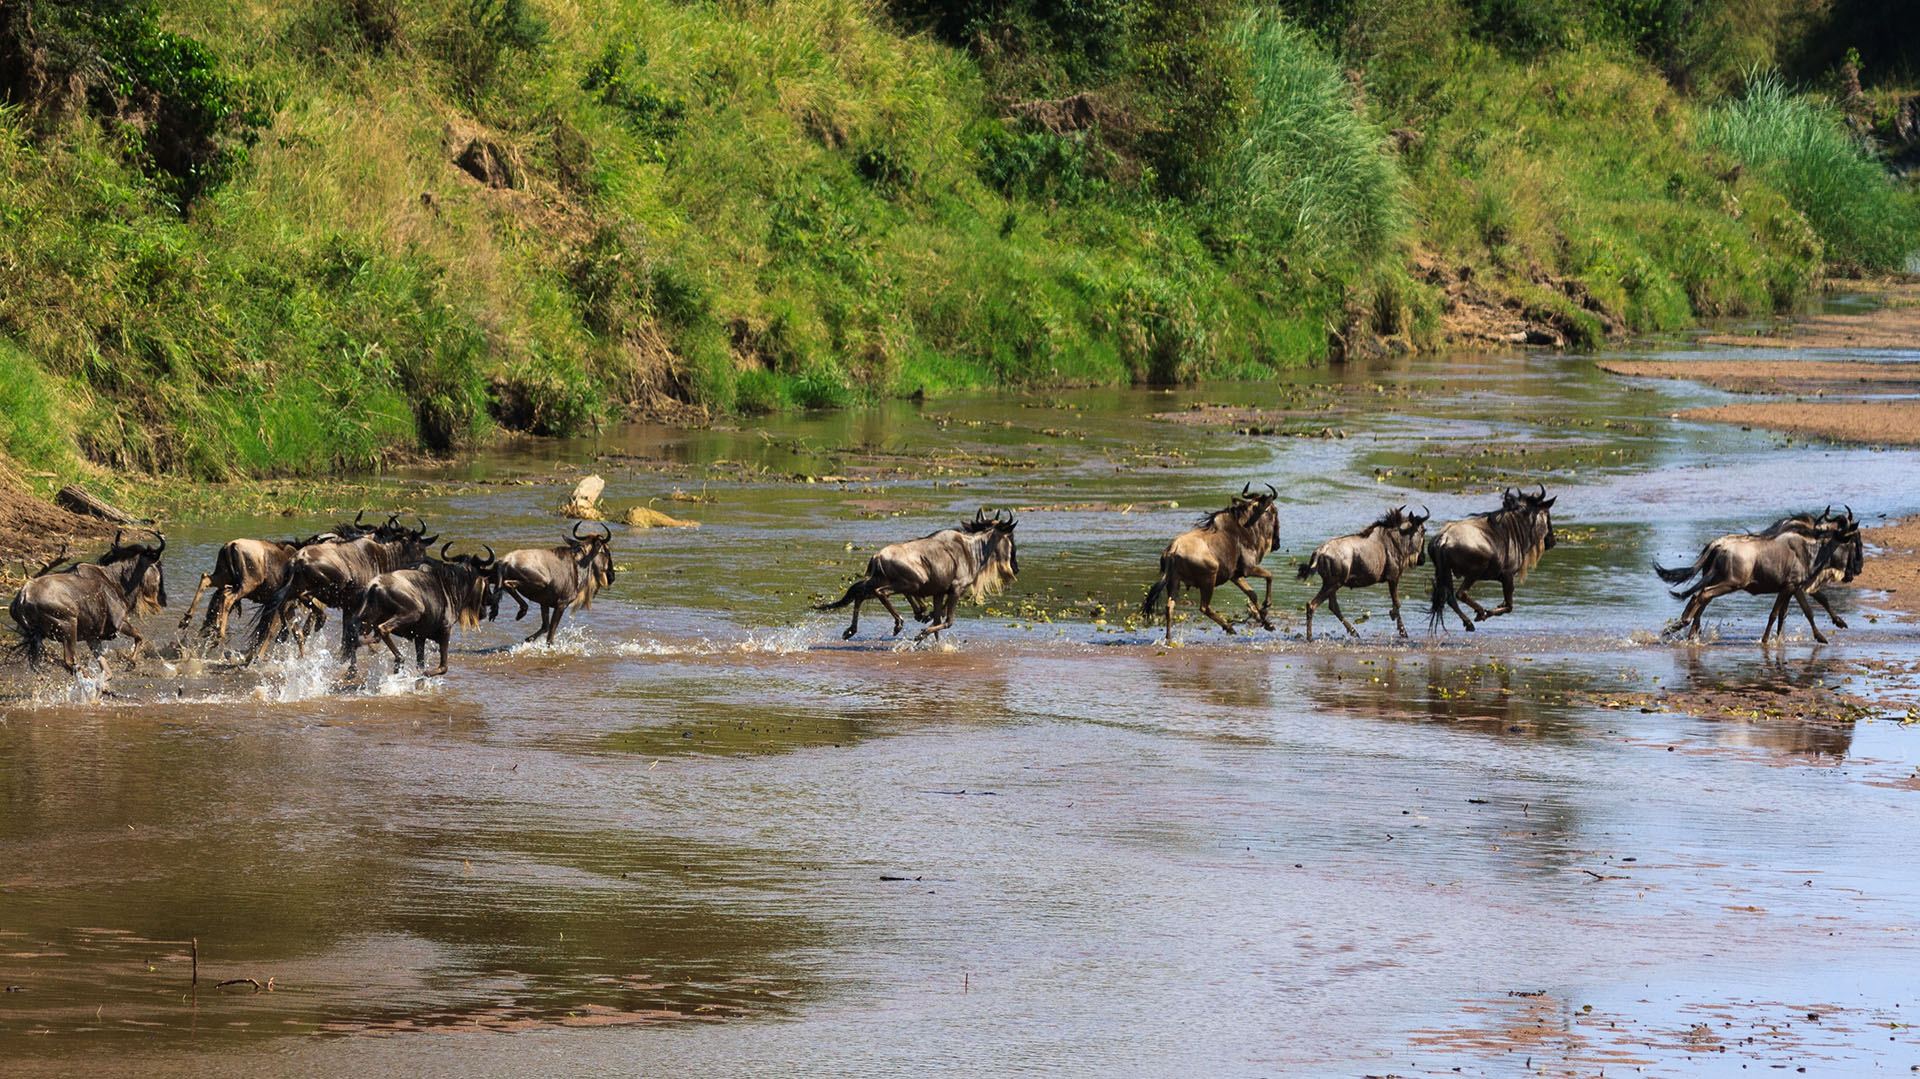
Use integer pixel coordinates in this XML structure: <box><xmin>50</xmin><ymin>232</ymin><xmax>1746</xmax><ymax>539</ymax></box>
<box><xmin>4</xmin><ymin>342</ymin><xmax>1919</xmax><ymax>1077</ymax></box>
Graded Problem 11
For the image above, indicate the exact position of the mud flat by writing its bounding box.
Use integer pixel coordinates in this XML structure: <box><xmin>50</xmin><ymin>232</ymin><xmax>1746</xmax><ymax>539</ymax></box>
<box><xmin>1700</xmin><ymin>277</ymin><xmax>1920</xmax><ymax>351</ymax></box>
<box><xmin>1855</xmin><ymin>515</ymin><xmax>1920</xmax><ymax>623</ymax></box>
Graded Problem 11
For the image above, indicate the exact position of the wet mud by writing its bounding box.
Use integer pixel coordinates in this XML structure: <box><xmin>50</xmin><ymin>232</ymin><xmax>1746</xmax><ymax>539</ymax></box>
<box><xmin>5</xmin><ymin>342</ymin><xmax>1920</xmax><ymax>1077</ymax></box>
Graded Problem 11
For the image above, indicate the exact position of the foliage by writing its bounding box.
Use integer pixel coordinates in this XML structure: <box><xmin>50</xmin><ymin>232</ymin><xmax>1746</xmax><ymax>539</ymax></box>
<box><xmin>1700</xmin><ymin>71</ymin><xmax>1920</xmax><ymax>272</ymax></box>
<box><xmin>0</xmin><ymin>0</ymin><xmax>269</xmax><ymax>210</ymax></box>
<box><xmin>1206</xmin><ymin>14</ymin><xmax>1407</xmax><ymax>273</ymax></box>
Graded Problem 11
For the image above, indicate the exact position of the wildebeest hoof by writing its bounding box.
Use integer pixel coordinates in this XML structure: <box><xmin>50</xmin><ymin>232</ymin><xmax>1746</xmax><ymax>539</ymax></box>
<box><xmin>1461</xmin><ymin>621</ymin><xmax>1476</xmax><ymax>632</ymax></box>
<box><xmin>842</xmin><ymin>627</ymin><xmax>857</xmax><ymax>640</ymax></box>
<box><xmin>1222</xmin><ymin>625</ymin><xmax>1236</xmax><ymax>635</ymax></box>
<box><xmin>1831</xmin><ymin>616</ymin><xmax>1848</xmax><ymax>629</ymax></box>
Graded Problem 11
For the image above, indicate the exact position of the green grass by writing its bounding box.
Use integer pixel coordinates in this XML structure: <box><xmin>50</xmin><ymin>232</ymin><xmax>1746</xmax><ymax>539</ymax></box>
<box><xmin>0</xmin><ymin>0</ymin><xmax>1905</xmax><ymax>483</ymax></box>
<box><xmin>1700</xmin><ymin>71</ymin><xmax>1920</xmax><ymax>272</ymax></box>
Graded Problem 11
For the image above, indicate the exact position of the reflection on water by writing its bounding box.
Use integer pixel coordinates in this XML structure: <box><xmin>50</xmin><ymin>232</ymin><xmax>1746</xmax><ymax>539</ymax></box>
<box><xmin>4</xmin><ymin>346</ymin><xmax>1920</xmax><ymax>1076</ymax></box>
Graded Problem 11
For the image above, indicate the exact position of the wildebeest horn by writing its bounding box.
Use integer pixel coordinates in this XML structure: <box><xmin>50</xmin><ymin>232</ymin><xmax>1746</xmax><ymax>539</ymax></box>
<box><xmin>441</xmin><ymin>542</ymin><xmax>455</xmax><ymax>560</ymax></box>
<box><xmin>597</xmin><ymin>522</ymin><xmax>612</xmax><ymax>540</ymax></box>
<box><xmin>1264</xmin><ymin>483</ymin><xmax>1277</xmax><ymax>499</ymax></box>
<box><xmin>481</xmin><ymin>544</ymin><xmax>495</xmax><ymax>563</ymax></box>
<box><xmin>1417</xmin><ymin>505</ymin><xmax>1430</xmax><ymax>521</ymax></box>
<box><xmin>1240</xmin><ymin>483</ymin><xmax>1251</xmax><ymax>497</ymax></box>
<box><xmin>975</xmin><ymin>508</ymin><xmax>987</xmax><ymax>522</ymax></box>
<box><xmin>386</xmin><ymin>513</ymin><xmax>399</xmax><ymax>528</ymax></box>
<box><xmin>151</xmin><ymin>533</ymin><xmax>165</xmax><ymax>556</ymax></box>
<box><xmin>1536</xmin><ymin>484</ymin><xmax>1547</xmax><ymax>499</ymax></box>
<box><xmin>420</xmin><ymin>533</ymin><xmax>439</xmax><ymax>545</ymax></box>
<box><xmin>1843</xmin><ymin>504</ymin><xmax>1853</xmax><ymax>522</ymax></box>
<box><xmin>413</xmin><ymin>516</ymin><xmax>427</xmax><ymax>535</ymax></box>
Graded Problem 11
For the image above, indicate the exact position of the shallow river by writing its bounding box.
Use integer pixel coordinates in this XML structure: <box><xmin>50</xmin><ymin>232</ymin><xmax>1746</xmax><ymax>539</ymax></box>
<box><xmin>5</xmin><ymin>341</ymin><xmax>1920</xmax><ymax>1077</ymax></box>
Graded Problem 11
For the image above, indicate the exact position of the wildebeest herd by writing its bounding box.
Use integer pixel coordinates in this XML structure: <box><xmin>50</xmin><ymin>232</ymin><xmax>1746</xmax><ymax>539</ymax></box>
<box><xmin>3</xmin><ymin>487</ymin><xmax>1872</xmax><ymax>682</ymax></box>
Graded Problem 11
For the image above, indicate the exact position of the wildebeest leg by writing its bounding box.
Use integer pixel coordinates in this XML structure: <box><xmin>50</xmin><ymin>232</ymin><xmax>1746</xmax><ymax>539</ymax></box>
<box><xmin>1388</xmin><ymin>578</ymin><xmax>1407</xmax><ymax>637</ymax></box>
<box><xmin>915</xmin><ymin>591</ymin><xmax>958</xmax><ymax>640</ymax></box>
<box><xmin>121</xmin><ymin>623</ymin><xmax>146</xmax><ymax>669</ymax></box>
<box><xmin>876</xmin><ymin>592</ymin><xmax>907</xmax><ymax>637</ymax></box>
<box><xmin>1760</xmin><ymin>591</ymin><xmax>1791</xmax><ymax>644</ymax></box>
<box><xmin>369</xmin><ymin>620</ymin><xmax>407</xmax><ymax>668</ymax></box>
<box><xmin>1681</xmin><ymin>582</ymin><xmax>1737</xmax><ymax>640</ymax></box>
<box><xmin>1791</xmin><ymin>589</ymin><xmax>1830</xmax><ymax>644</ymax></box>
<box><xmin>1474</xmin><ymin>577</ymin><xmax>1517</xmax><ymax>621</ymax></box>
<box><xmin>524</xmin><ymin>603</ymin><xmax>555</xmax><ymax>643</ymax></box>
<box><xmin>1809</xmin><ymin>590</ymin><xmax>1847</xmax><ymax>629</ymax></box>
<box><xmin>179</xmin><ymin>573</ymin><xmax>213</xmax><ymax>629</ymax></box>
<box><xmin>415</xmin><ymin>636</ymin><xmax>428</xmax><ymax>672</ymax></box>
<box><xmin>1233</xmin><ymin>569</ymin><xmax>1276</xmax><ymax>631</ymax></box>
<box><xmin>1457</xmin><ymin>582</ymin><xmax>1493</xmax><ymax>619</ymax></box>
<box><xmin>429</xmin><ymin>635</ymin><xmax>450</xmax><ymax>676</ymax></box>
<box><xmin>1326</xmin><ymin>594</ymin><xmax>1360</xmax><ymax>638</ymax></box>
<box><xmin>544</xmin><ymin>603</ymin><xmax>569</xmax><ymax>645</ymax></box>
<box><xmin>841</xmin><ymin>594</ymin><xmax>866</xmax><ymax>640</ymax></box>
<box><xmin>1444</xmin><ymin>577</ymin><xmax>1478</xmax><ymax>632</ymax></box>
<box><xmin>56</xmin><ymin>621</ymin><xmax>80</xmax><ymax>674</ymax></box>
<box><xmin>1303</xmin><ymin>579</ymin><xmax>1336</xmax><ymax>642</ymax></box>
<box><xmin>907</xmin><ymin>595</ymin><xmax>932</xmax><ymax>623</ymax></box>
<box><xmin>1196</xmin><ymin>583</ymin><xmax>1236</xmax><ymax>635</ymax></box>
<box><xmin>211</xmin><ymin>590</ymin><xmax>244</xmax><ymax>647</ymax></box>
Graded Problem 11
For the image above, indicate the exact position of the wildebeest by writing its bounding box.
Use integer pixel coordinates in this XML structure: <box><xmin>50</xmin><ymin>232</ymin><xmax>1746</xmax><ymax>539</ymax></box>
<box><xmin>1427</xmin><ymin>486</ymin><xmax>1558</xmax><ymax>633</ymax></box>
<box><xmin>1140</xmin><ymin>485</ymin><xmax>1281</xmax><ymax>643</ymax></box>
<box><xmin>815</xmin><ymin>510</ymin><xmax>1020</xmax><ymax>641</ymax></box>
<box><xmin>247</xmin><ymin>517</ymin><xmax>436</xmax><ymax>663</ymax></box>
<box><xmin>1297</xmin><ymin>505</ymin><xmax>1430</xmax><ymax>640</ymax></box>
<box><xmin>488</xmin><ymin>522</ymin><xmax>617</xmax><ymax>645</ymax></box>
<box><xmin>348</xmin><ymin>544</ymin><xmax>497</xmax><ymax>675</ymax></box>
<box><xmin>1656</xmin><ymin>508</ymin><xmax>1865</xmax><ymax>644</ymax></box>
<box><xmin>177</xmin><ymin>533</ymin><xmax>336</xmax><ymax>650</ymax></box>
<box><xmin>10</xmin><ymin>532</ymin><xmax>167</xmax><ymax>673</ymax></box>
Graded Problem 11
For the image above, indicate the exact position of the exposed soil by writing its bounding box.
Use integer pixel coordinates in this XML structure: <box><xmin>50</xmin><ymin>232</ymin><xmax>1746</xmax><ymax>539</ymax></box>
<box><xmin>1701</xmin><ymin>277</ymin><xmax>1920</xmax><ymax>351</ymax></box>
<box><xmin>1854</xmin><ymin>515</ymin><xmax>1920</xmax><ymax>623</ymax></box>
<box><xmin>1597</xmin><ymin>358</ymin><xmax>1920</xmax><ymax>394</ymax></box>
<box><xmin>1677</xmin><ymin>401</ymin><xmax>1920</xmax><ymax>446</ymax></box>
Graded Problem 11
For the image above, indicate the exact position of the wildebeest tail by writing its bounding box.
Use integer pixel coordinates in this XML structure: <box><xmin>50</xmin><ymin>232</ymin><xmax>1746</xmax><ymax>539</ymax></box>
<box><xmin>1295</xmin><ymin>558</ymin><xmax>1316</xmax><ymax>581</ymax></box>
<box><xmin>1140</xmin><ymin>555</ymin><xmax>1171</xmax><ymax>616</ymax></box>
<box><xmin>1427</xmin><ymin>547</ymin><xmax>1454</xmax><ymax>633</ymax></box>
<box><xmin>813</xmin><ymin>578</ymin><xmax>874</xmax><ymax>611</ymax></box>
<box><xmin>247</xmin><ymin>576</ymin><xmax>300</xmax><ymax>656</ymax></box>
<box><xmin>1653</xmin><ymin>553</ymin><xmax>1706</xmax><ymax>590</ymax></box>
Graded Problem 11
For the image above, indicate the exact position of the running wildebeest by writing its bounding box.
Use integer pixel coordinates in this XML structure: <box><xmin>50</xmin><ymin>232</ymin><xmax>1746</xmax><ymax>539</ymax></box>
<box><xmin>488</xmin><ymin>522</ymin><xmax>616</xmax><ymax>645</ymax></box>
<box><xmin>1656</xmin><ymin>508</ymin><xmax>1864</xmax><ymax>644</ymax></box>
<box><xmin>1140</xmin><ymin>485</ymin><xmax>1281</xmax><ymax>644</ymax></box>
<box><xmin>177</xmin><ymin>533</ymin><xmax>337</xmax><ymax>650</ymax></box>
<box><xmin>10</xmin><ymin>532</ymin><xmax>167</xmax><ymax>673</ymax></box>
<box><xmin>816</xmin><ymin>510</ymin><xmax>1020</xmax><ymax>641</ymax></box>
<box><xmin>1297</xmin><ymin>505</ymin><xmax>1430</xmax><ymax>640</ymax></box>
<box><xmin>348</xmin><ymin>543</ymin><xmax>497</xmax><ymax>675</ymax></box>
<box><xmin>1427</xmin><ymin>486</ymin><xmax>1558</xmax><ymax>633</ymax></box>
<box><xmin>247</xmin><ymin>516</ymin><xmax>436</xmax><ymax>663</ymax></box>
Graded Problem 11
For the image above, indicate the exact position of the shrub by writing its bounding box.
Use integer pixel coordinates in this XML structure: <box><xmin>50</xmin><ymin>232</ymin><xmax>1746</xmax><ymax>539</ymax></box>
<box><xmin>1206</xmin><ymin>14</ymin><xmax>1408</xmax><ymax>273</ymax></box>
<box><xmin>1700</xmin><ymin>71</ymin><xmax>1920</xmax><ymax>272</ymax></box>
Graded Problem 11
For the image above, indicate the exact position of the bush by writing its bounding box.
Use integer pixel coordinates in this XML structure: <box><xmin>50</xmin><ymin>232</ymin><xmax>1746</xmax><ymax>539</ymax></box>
<box><xmin>0</xmin><ymin>0</ymin><xmax>269</xmax><ymax>211</ymax></box>
<box><xmin>1206</xmin><ymin>14</ymin><xmax>1408</xmax><ymax>273</ymax></box>
<box><xmin>1701</xmin><ymin>71</ymin><xmax>1920</xmax><ymax>272</ymax></box>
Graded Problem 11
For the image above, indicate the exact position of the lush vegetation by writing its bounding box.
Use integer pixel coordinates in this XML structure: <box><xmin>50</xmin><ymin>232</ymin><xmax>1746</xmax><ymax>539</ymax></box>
<box><xmin>0</xmin><ymin>0</ymin><xmax>1913</xmax><ymax>482</ymax></box>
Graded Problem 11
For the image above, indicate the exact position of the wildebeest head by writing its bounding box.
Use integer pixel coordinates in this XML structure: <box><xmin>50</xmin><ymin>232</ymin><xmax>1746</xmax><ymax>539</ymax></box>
<box><xmin>104</xmin><ymin>530</ymin><xmax>168</xmax><ymax>613</ymax></box>
<box><xmin>1506</xmin><ymin>485</ymin><xmax>1557</xmax><ymax>550</ymax></box>
<box><xmin>437</xmin><ymin>542</ymin><xmax>499</xmax><ymax>628</ymax></box>
<box><xmin>567</xmin><ymin>521</ymin><xmax>617</xmax><ymax>590</ymax></box>
<box><xmin>1232</xmin><ymin>484</ymin><xmax>1280</xmax><ymax>555</ymax></box>
<box><xmin>960</xmin><ymin>510</ymin><xmax>1020</xmax><ymax>600</ymax></box>
<box><xmin>1831</xmin><ymin>507</ymin><xmax>1864</xmax><ymax>582</ymax></box>
<box><xmin>1365</xmin><ymin>504</ymin><xmax>1430</xmax><ymax>567</ymax></box>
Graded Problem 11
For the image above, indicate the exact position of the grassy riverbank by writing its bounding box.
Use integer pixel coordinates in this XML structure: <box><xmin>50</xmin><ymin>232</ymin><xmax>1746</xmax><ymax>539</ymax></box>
<box><xmin>0</xmin><ymin>0</ymin><xmax>1916</xmax><ymax>484</ymax></box>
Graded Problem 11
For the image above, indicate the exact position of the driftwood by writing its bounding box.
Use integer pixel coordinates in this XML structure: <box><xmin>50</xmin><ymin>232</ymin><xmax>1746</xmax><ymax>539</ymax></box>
<box><xmin>54</xmin><ymin>485</ymin><xmax>140</xmax><ymax>524</ymax></box>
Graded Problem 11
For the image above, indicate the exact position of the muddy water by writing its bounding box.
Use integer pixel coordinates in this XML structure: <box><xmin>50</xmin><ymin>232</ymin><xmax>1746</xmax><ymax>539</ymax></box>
<box><xmin>6</xmin><ymin>346</ymin><xmax>1920</xmax><ymax>1076</ymax></box>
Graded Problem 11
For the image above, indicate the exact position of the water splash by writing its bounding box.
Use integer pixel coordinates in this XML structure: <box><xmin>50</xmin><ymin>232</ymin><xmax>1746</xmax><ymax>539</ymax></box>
<box><xmin>508</xmin><ymin>626</ymin><xmax>598</xmax><ymax>658</ymax></box>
